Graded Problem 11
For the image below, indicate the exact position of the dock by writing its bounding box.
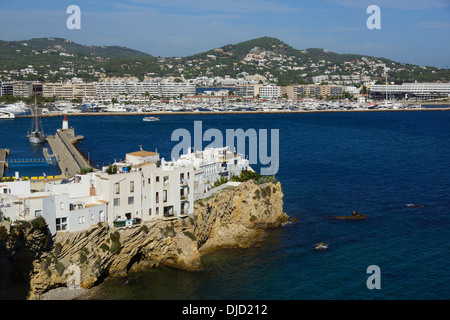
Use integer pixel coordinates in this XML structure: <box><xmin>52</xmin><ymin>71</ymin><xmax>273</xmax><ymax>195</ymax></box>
<box><xmin>0</xmin><ymin>149</ymin><xmax>9</xmax><ymax>177</ymax></box>
<box><xmin>47</xmin><ymin>128</ymin><xmax>90</xmax><ymax>177</ymax></box>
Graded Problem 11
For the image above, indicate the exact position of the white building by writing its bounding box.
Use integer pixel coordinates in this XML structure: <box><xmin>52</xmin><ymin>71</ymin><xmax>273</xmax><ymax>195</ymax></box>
<box><xmin>259</xmin><ymin>84</ymin><xmax>281</xmax><ymax>98</ymax></box>
<box><xmin>0</xmin><ymin>150</ymin><xmax>195</xmax><ymax>234</ymax></box>
<box><xmin>161</xmin><ymin>146</ymin><xmax>249</xmax><ymax>197</ymax></box>
<box><xmin>369</xmin><ymin>82</ymin><xmax>450</xmax><ymax>100</ymax></box>
<box><xmin>1</xmin><ymin>179</ymin><xmax>106</xmax><ymax>235</ymax></box>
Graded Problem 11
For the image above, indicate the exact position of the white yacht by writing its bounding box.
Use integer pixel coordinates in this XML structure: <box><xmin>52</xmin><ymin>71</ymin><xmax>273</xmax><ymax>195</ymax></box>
<box><xmin>105</xmin><ymin>104</ymin><xmax>127</xmax><ymax>112</ymax></box>
<box><xmin>0</xmin><ymin>110</ymin><xmax>15</xmax><ymax>119</ymax></box>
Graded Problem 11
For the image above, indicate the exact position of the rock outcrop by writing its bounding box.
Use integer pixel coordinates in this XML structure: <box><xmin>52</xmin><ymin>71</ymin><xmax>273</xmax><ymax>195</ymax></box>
<box><xmin>0</xmin><ymin>180</ymin><xmax>288</xmax><ymax>300</ymax></box>
<box><xmin>334</xmin><ymin>211</ymin><xmax>367</xmax><ymax>220</ymax></box>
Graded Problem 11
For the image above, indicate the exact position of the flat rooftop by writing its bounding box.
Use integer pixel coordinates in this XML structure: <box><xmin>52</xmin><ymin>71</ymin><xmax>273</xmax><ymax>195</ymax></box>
<box><xmin>126</xmin><ymin>151</ymin><xmax>159</xmax><ymax>157</ymax></box>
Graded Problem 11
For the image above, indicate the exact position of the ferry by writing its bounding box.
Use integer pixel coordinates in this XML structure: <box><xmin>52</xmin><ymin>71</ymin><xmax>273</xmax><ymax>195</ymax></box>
<box><xmin>143</xmin><ymin>116</ymin><xmax>160</xmax><ymax>122</ymax></box>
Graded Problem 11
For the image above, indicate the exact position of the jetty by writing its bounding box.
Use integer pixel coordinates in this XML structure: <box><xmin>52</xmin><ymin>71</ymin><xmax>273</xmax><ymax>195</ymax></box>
<box><xmin>46</xmin><ymin>116</ymin><xmax>90</xmax><ymax>177</ymax></box>
<box><xmin>0</xmin><ymin>149</ymin><xmax>9</xmax><ymax>177</ymax></box>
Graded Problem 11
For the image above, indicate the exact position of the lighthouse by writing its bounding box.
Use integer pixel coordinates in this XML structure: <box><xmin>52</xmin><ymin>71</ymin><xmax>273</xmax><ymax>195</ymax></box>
<box><xmin>62</xmin><ymin>114</ymin><xmax>69</xmax><ymax>130</ymax></box>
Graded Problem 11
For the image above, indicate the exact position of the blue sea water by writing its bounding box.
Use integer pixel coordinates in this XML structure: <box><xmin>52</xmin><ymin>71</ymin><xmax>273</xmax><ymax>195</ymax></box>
<box><xmin>1</xmin><ymin>110</ymin><xmax>449</xmax><ymax>300</ymax></box>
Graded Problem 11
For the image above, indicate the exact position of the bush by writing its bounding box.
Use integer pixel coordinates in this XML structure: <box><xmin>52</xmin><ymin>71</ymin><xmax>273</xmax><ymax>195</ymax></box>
<box><xmin>31</xmin><ymin>216</ymin><xmax>47</xmax><ymax>230</ymax></box>
<box><xmin>109</xmin><ymin>231</ymin><xmax>121</xmax><ymax>254</ymax></box>
<box><xmin>106</xmin><ymin>164</ymin><xmax>118</xmax><ymax>174</ymax></box>
<box><xmin>100</xmin><ymin>243</ymin><xmax>109</xmax><ymax>252</ymax></box>
<box><xmin>213</xmin><ymin>176</ymin><xmax>228</xmax><ymax>188</ymax></box>
<box><xmin>231</xmin><ymin>170</ymin><xmax>262</xmax><ymax>182</ymax></box>
<box><xmin>183</xmin><ymin>231</ymin><xmax>197</xmax><ymax>241</ymax></box>
<box><xmin>79</xmin><ymin>166</ymin><xmax>94</xmax><ymax>174</ymax></box>
<box><xmin>55</xmin><ymin>261</ymin><xmax>65</xmax><ymax>277</ymax></box>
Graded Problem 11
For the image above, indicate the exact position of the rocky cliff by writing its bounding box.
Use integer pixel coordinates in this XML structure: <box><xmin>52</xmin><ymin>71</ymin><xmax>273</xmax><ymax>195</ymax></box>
<box><xmin>0</xmin><ymin>180</ymin><xmax>288</xmax><ymax>300</ymax></box>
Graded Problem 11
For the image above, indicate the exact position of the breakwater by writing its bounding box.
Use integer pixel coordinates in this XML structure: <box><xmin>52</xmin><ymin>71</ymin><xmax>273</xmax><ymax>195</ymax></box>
<box><xmin>0</xmin><ymin>149</ymin><xmax>9</xmax><ymax>177</ymax></box>
<box><xmin>46</xmin><ymin>128</ymin><xmax>89</xmax><ymax>177</ymax></box>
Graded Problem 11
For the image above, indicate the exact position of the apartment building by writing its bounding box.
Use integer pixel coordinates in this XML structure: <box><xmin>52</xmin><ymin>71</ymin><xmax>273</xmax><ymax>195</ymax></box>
<box><xmin>161</xmin><ymin>146</ymin><xmax>249</xmax><ymax>197</ymax></box>
<box><xmin>43</xmin><ymin>82</ymin><xmax>96</xmax><ymax>100</ymax></box>
<box><xmin>296</xmin><ymin>85</ymin><xmax>344</xmax><ymax>98</ymax></box>
<box><xmin>259</xmin><ymin>84</ymin><xmax>281</xmax><ymax>98</ymax></box>
<box><xmin>0</xmin><ymin>150</ymin><xmax>194</xmax><ymax>234</ymax></box>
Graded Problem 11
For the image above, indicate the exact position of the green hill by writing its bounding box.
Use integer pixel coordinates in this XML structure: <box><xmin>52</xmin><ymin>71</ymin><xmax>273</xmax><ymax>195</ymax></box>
<box><xmin>0</xmin><ymin>36</ymin><xmax>448</xmax><ymax>84</ymax></box>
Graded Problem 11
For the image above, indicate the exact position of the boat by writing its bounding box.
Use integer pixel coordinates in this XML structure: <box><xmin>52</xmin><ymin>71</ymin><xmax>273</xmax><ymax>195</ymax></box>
<box><xmin>315</xmin><ymin>242</ymin><xmax>328</xmax><ymax>251</ymax></box>
<box><xmin>0</xmin><ymin>110</ymin><xmax>15</xmax><ymax>119</ymax></box>
<box><xmin>27</xmin><ymin>89</ymin><xmax>46</xmax><ymax>144</ymax></box>
<box><xmin>143</xmin><ymin>116</ymin><xmax>160</xmax><ymax>122</ymax></box>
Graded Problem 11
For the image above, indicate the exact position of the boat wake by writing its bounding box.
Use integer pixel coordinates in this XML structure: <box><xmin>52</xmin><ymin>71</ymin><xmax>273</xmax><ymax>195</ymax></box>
<box><xmin>404</xmin><ymin>203</ymin><xmax>427</xmax><ymax>208</ymax></box>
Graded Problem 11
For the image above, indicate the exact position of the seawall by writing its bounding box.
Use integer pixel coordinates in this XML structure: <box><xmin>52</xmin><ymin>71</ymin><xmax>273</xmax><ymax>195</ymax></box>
<box><xmin>46</xmin><ymin>128</ymin><xmax>89</xmax><ymax>177</ymax></box>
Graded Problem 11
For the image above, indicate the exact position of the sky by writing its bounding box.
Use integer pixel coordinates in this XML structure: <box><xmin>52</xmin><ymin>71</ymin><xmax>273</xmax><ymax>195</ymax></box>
<box><xmin>0</xmin><ymin>0</ymin><xmax>449</xmax><ymax>68</ymax></box>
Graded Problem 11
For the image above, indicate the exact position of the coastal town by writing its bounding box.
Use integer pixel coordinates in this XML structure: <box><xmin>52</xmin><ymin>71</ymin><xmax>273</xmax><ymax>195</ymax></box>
<box><xmin>1</xmin><ymin>77</ymin><xmax>450</xmax><ymax>116</ymax></box>
<box><xmin>1</xmin><ymin>38</ymin><xmax>449</xmax><ymax>117</ymax></box>
<box><xmin>0</xmin><ymin>115</ymin><xmax>251</xmax><ymax>235</ymax></box>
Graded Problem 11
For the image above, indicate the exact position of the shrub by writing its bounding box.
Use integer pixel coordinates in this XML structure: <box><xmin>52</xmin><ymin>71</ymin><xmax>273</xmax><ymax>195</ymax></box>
<box><xmin>183</xmin><ymin>231</ymin><xmax>197</xmax><ymax>241</ymax></box>
<box><xmin>106</xmin><ymin>164</ymin><xmax>118</xmax><ymax>174</ymax></box>
<box><xmin>79</xmin><ymin>251</ymin><xmax>87</xmax><ymax>264</ymax></box>
<box><xmin>213</xmin><ymin>176</ymin><xmax>228</xmax><ymax>188</ymax></box>
<box><xmin>100</xmin><ymin>243</ymin><xmax>109</xmax><ymax>252</ymax></box>
<box><xmin>231</xmin><ymin>170</ymin><xmax>262</xmax><ymax>182</ymax></box>
<box><xmin>31</xmin><ymin>216</ymin><xmax>47</xmax><ymax>230</ymax></box>
<box><xmin>54</xmin><ymin>243</ymin><xmax>62</xmax><ymax>256</ymax></box>
<box><xmin>142</xmin><ymin>225</ymin><xmax>149</xmax><ymax>234</ymax></box>
<box><xmin>55</xmin><ymin>261</ymin><xmax>65</xmax><ymax>277</ymax></box>
<box><xmin>79</xmin><ymin>166</ymin><xmax>94</xmax><ymax>174</ymax></box>
<box><xmin>0</xmin><ymin>226</ymin><xmax>8</xmax><ymax>241</ymax></box>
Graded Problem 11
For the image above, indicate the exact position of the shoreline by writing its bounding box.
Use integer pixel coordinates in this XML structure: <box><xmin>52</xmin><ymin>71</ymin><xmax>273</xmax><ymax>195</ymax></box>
<box><xmin>14</xmin><ymin>106</ymin><xmax>450</xmax><ymax>118</ymax></box>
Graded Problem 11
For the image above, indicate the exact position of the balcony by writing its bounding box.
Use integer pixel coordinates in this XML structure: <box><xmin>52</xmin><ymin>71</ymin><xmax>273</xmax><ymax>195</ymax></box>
<box><xmin>113</xmin><ymin>217</ymin><xmax>142</xmax><ymax>228</ymax></box>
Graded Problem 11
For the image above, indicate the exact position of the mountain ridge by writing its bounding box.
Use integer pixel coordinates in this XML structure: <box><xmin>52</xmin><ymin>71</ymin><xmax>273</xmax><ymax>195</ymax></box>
<box><xmin>0</xmin><ymin>36</ymin><xmax>448</xmax><ymax>84</ymax></box>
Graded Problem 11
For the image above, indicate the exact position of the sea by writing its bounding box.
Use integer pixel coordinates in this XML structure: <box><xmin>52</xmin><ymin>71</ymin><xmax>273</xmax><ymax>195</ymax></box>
<box><xmin>1</xmin><ymin>109</ymin><xmax>449</xmax><ymax>300</ymax></box>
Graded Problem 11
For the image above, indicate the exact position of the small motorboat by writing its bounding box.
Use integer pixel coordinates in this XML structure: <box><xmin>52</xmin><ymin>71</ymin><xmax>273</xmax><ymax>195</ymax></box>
<box><xmin>143</xmin><ymin>116</ymin><xmax>160</xmax><ymax>122</ymax></box>
<box><xmin>315</xmin><ymin>242</ymin><xmax>328</xmax><ymax>251</ymax></box>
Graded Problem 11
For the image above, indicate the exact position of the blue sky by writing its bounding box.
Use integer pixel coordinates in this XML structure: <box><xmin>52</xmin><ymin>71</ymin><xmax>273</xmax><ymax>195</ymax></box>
<box><xmin>0</xmin><ymin>0</ymin><xmax>449</xmax><ymax>67</ymax></box>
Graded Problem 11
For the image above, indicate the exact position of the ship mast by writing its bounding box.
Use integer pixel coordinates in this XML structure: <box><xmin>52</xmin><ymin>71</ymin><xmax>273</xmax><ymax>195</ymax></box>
<box><xmin>34</xmin><ymin>86</ymin><xmax>38</xmax><ymax>131</ymax></box>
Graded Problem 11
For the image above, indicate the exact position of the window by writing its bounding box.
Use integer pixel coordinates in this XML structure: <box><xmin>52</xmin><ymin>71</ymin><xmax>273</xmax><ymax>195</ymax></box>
<box><xmin>156</xmin><ymin>192</ymin><xmax>159</xmax><ymax>203</ymax></box>
<box><xmin>187</xmin><ymin>172</ymin><xmax>190</xmax><ymax>179</ymax></box>
<box><xmin>148</xmin><ymin>178</ymin><xmax>151</xmax><ymax>184</ymax></box>
<box><xmin>114</xmin><ymin>198</ymin><xmax>120</xmax><ymax>206</ymax></box>
<box><xmin>35</xmin><ymin>210</ymin><xmax>42</xmax><ymax>217</ymax></box>
<box><xmin>163</xmin><ymin>206</ymin><xmax>174</xmax><ymax>217</ymax></box>
<box><xmin>148</xmin><ymin>208</ymin><xmax>152</xmax><ymax>216</ymax></box>
<box><xmin>60</xmin><ymin>202</ymin><xmax>64</xmax><ymax>210</ymax></box>
<box><xmin>99</xmin><ymin>210</ymin><xmax>105</xmax><ymax>222</ymax></box>
<box><xmin>156</xmin><ymin>176</ymin><xmax>160</xmax><ymax>182</ymax></box>
<box><xmin>128</xmin><ymin>196</ymin><xmax>134</xmax><ymax>205</ymax></box>
<box><xmin>163</xmin><ymin>190</ymin><xmax>167</xmax><ymax>202</ymax></box>
<box><xmin>91</xmin><ymin>213</ymin><xmax>95</xmax><ymax>221</ymax></box>
<box><xmin>130</xmin><ymin>181</ymin><xmax>134</xmax><ymax>193</ymax></box>
<box><xmin>78</xmin><ymin>216</ymin><xmax>85</xmax><ymax>224</ymax></box>
<box><xmin>56</xmin><ymin>217</ymin><xmax>67</xmax><ymax>231</ymax></box>
<box><xmin>114</xmin><ymin>183</ymin><xmax>120</xmax><ymax>195</ymax></box>
<box><xmin>156</xmin><ymin>207</ymin><xmax>159</xmax><ymax>215</ymax></box>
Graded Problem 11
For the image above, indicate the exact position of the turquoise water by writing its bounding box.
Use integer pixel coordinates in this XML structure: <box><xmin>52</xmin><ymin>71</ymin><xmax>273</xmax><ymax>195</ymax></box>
<box><xmin>1</xmin><ymin>110</ymin><xmax>449</xmax><ymax>299</ymax></box>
